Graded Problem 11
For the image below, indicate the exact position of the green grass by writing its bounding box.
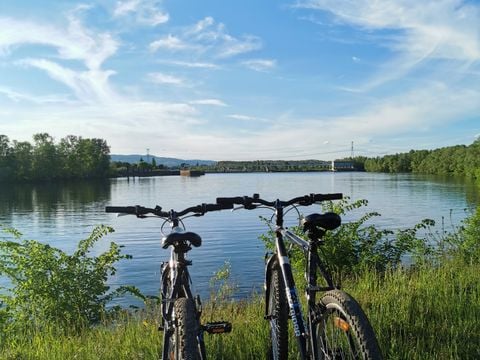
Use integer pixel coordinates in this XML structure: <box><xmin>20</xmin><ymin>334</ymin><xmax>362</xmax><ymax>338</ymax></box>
<box><xmin>1</xmin><ymin>257</ymin><xmax>478</xmax><ymax>359</ymax></box>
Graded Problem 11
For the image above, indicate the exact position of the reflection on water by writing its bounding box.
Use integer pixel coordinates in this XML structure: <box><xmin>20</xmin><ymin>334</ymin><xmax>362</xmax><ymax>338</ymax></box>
<box><xmin>0</xmin><ymin>181</ymin><xmax>110</xmax><ymax>215</ymax></box>
<box><xmin>0</xmin><ymin>181</ymin><xmax>111</xmax><ymax>252</ymax></box>
<box><xmin>0</xmin><ymin>173</ymin><xmax>478</xmax><ymax>304</ymax></box>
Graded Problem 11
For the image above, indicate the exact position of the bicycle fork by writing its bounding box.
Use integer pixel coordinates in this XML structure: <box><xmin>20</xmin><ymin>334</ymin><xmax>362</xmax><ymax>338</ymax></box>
<box><xmin>275</xmin><ymin>228</ymin><xmax>309</xmax><ymax>359</ymax></box>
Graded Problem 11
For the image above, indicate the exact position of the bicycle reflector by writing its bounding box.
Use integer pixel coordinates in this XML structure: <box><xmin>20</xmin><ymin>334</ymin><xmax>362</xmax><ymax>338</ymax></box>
<box><xmin>334</xmin><ymin>317</ymin><xmax>350</xmax><ymax>332</ymax></box>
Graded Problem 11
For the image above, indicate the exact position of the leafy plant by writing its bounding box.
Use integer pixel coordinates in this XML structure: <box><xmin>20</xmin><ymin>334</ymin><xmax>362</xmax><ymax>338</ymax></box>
<box><xmin>0</xmin><ymin>225</ymin><xmax>137</xmax><ymax>334</ymax></box>
<box><xmin>209</xmin><ymin>261</ymin><xmax>237</xmax><ymax>303</ymax></box>
<box><xmin>260</xmin><ymin>197</ymin><xmax>434</xmax><ymax>278</ymax></box>
<box><xmin>438</xmin><ymin>206</ymin><xmax>480</xmax><ymax>262</ymax></box>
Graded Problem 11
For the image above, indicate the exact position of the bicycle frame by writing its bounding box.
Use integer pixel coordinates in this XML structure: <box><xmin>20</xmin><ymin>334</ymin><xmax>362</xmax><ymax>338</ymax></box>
<box><xmin>265</xmin><ymin>209</ymin><xmax>337</xmax><ymax>360</ymax></box>
<box><xmin>161</xmin><ymin>225</ymin><xmax>206</xmax><ymax>360</ymax></box>
<box><xmin>106</xmin><ymin>202</ymin><xmax>233</xmax><ymax>360</ymax></box>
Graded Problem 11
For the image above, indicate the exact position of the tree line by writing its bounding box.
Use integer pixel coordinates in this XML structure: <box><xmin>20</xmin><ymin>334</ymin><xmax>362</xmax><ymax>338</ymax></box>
<box><xmin>363</xmin><ymin>140</ymin><xmax>480</xmax><ymax>179</ymax></box>
<box><xmin>209</xmin><ymin>160</ymin><xmax>333</xmax><ymax>172</ymax></box>
<box><xmin>0</xmin><ymin>133</ymin><xmax>110</xmax><ymax>182</ymax></box>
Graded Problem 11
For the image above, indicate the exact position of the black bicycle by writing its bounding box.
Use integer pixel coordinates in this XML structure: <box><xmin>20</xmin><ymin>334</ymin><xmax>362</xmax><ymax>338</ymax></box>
<box><xmin>105</xmin><ymin>202</ymin><xmax>233</xmax><ymax>360</ymax></box>
<box><xmin>216</xmin><ymin>193</ymin><xmax>382</xmax><ymax>360</ymax></box>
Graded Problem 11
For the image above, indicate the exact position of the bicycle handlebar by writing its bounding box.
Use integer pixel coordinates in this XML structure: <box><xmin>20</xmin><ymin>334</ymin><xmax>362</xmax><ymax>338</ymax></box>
<box><xmin>105</xmin><ymin>202</ymin><xmax>233</xmax><ymax>218</ymax></box>
<box><xmin>216</xmin><ymin>193</ymin><xmax>342</xmax><ymax>208</ymax></box>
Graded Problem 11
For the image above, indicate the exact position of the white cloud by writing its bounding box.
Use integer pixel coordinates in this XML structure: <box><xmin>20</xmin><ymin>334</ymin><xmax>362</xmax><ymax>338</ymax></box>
<box><xmin>147</xmin><ymin>72</ymin><xmax>185</xmax><ymax>86</ymax></box>
<box><xmin>242</xmin><ymin>59</ymin><xmax>277</xmax><ymax>72</ymax></box>
<box><xmin>228</xmin><ymin>114</ymin><xmax>270</xmax><ymax>123</ymax></box>
<box><xmin>163</xmin><ymin>60</ymin><xmax>219</xmax><ymax>69</ymax></box>
<box><xmin>0</xmin><ymin>16</ymin><xmax>118</xmax><ymax>71</ymax></box>
<box><xmin>0</xmin><ymin>86</ymin><xmax>70</xmax><ymax>104</ymax></box>
<box><xmin>114</xmin><ymin>0</ymin><xmax>141</xmax><ymax>16</ymax></box>
<box><xmin>19</xmin><ymin>58</ymin><xmax>116</xmax><ymax>103</ymax></box>
<box><xmin>0</xmin><ymin>11</ymin><xmax>119</xmax><ymax>104</ymax></box>
<box><xmin>149</xmin><ymin>16</ymin><xmax>262</xmax><ymax>59</ymax></box>
<box><xmin>228</xmin><ymin>114</ymin><xmax>256</xmax><ymax>121</ymax></box>
<box><xmin>149</xmin><ymin>34</ymin><xmax>190</xmax><ymax>52</ymax></box>
<box><xmin>113</xmin><ymin>0</ymin><xmax>169</xmax><ymax>26</ymax></box>
<box><xmin>190</xmin><ymin>99</ymin><xmax>227</xmax><ymax>106</ymax></box>
<box><xmin>296</xmin><ymin>0</ymin><xmax>480</xmax><ymax>88</ymax></box>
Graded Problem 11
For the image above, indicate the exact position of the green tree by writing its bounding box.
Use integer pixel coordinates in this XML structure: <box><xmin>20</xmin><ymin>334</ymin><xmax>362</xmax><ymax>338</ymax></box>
<box><xmin>0</xmin><ymin>135</ymin><xmax>14</xmax><ymax>181</ymax></box>
<box><xmin>76</xmin><ymin>138</ymin><xmax>110</xmax><ymax>178</ymax></box>
<box><xmin>32</xmin><ymin>133</ymin><xmax>58</xmax><ymax>181</ymax></box>
<box><xmin>12</xmin><ymin>141</ymin><xmax>33</xmax><ymax>181</ymax></box>
<box><xmin>58</xmin><ymin>135</ymin><xmax>81</xmax><ymax>178</ymax></box>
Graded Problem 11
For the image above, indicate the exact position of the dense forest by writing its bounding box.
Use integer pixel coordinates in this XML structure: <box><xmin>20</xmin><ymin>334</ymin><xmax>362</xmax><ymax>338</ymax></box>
<box><xmin>3</xmin><ymin>134</ymin><xmax>480</xmax><ymax>182</ymax></box>
<box><xmin>363</xmin><ymin>140</ymin><xmax>480</xmax><ymax>179</ymax></box>
<box><xmin>0</xmin><ymin>133</ymin><xmax>110</xmax><ymax>182</ymax></box>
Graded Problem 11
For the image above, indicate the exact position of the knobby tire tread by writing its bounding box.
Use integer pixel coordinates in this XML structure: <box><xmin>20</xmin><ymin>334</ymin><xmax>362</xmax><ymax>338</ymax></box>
<box><xmin>268</xmin><ymin>262</ymin><xmax>289</xmax><ymax>360</ymax></box>
<box><xmin>318</xmin><ymin>290</ymin><xmax>383</xmax><ymax>360</ymax></box>
<box><xmin>174</xmin><ymin>297</ymin><xmax>200</xmax><ymax>360</ymax></box>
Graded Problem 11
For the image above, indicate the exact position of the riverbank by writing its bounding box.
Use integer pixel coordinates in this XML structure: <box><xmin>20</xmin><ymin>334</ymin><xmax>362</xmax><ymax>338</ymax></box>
<box><xmin>1</xmin><ymin>256</ymin><xmax>478</xmax><ymax>359</ymax></box>
<box><xmin>1</xmin><ymin>195</ymin><xmax>479</xmax><ymax>359</ymax></box>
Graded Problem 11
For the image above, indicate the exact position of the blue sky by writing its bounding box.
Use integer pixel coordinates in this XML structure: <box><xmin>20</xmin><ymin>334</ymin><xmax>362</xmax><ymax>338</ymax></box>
<box><xmin>0</xmin><ymin>0</ymin><xmax>479</xmax><ymax>160</ymax></box>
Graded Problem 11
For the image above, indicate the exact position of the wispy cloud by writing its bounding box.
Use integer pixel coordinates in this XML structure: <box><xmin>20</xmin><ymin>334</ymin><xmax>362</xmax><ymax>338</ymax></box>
<box><xmin>162</xmin><ymin>60</ymin><xmax>219</xmax><ymax>69</ymax></box>
<box><xmin>0</xmin><ymin>9</ymin><xmax>119</xmax><ymax>103</ymax></box>
<box><xmin>18</xmin><ymin>58</ymin><xmax>116</xmax><ymax>103</ymax></box>
<box><xmin>113</xmin><ymin>0</ymin><xmax>169</xmax><ymax>26</ymax></box>
<box><xmin>190</xmin><ymin>99</ymin><xmax>227</xmax><ymax>106</ymax></box>
<box><xmin>149</xmin><ymin>16</ymin><xmax>262</xmax><ymax>59</ymax></box>
<box><xmin>147</xmin><ymin>72</ymin><xmax>185</xmax><ymax>86</ymax></box>
<box><xmin>228</xmin><ymin>114</ymin><xmax>270</xmax><ymax>123</ymax></box>
<box><xmin>296</xmin><ymin>0</ymin><xmax>480</xmax><ymax>89</ymax></box>
<box><xmin>242</xmin><ymin>59</ymin><xmax>277</xmax><ymax>72</ymax></box>
<box><xmin>0</xmin><ymin>86</ymin><xmax>70</xmax><ymax>104</ymax></box>
<box><xmin>0</xmin><ymin>14</ymin><xmax>118</xmax><ymax>72</ymax></box>
<box><xmin>149</xmin><ymin>34</ymin><xmax>189</xmax><ymax>51</ymax></box>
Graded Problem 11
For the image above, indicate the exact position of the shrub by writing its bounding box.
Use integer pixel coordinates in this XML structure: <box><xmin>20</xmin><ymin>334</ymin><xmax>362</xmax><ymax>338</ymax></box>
<box><xmin>0</xmin><ymin>225</ymin><xmax>135</xmax><ymax>334</ymax></box>
<box><xmin>439</xmin><ymin>206</ymin><xmax>480</xmax><ymax>263</ymax></box>
<box><xmin>260</xmin><ymin>198</ymin><xmax>433</xmax><ymax>278</ymax></box>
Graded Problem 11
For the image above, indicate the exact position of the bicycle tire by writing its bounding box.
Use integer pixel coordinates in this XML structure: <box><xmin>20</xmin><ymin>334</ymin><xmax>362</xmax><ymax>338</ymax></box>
<box><xmin>165</xmin><ymin>298</ymin><xmax>200</xmax><ymax>360</ymax></box>
<box><xmin>268</xmin><ymin>261</ymin><xmax>289</xmax><ymax>360</ymax></box>
<box><xmin>315</xmin><ymin>290</ymin><xmax>382</xmax><ymax>360</ymax></box>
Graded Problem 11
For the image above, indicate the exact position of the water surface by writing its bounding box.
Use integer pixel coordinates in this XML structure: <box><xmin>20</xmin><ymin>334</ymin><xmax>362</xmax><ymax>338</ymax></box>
<box><xmin>0</xmin><ymin>172</ymin><xmax>478</xmax><ymax>303</ymax></box>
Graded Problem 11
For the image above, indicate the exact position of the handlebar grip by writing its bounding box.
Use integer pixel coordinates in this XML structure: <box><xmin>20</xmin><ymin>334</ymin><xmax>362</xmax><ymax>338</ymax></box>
<box><xmin>313</xmin><ymin>193</ymin><xmax>343</xmax><ymax>202</ymax></box>
<box><xmin>105</xmin><ymin>206</ymin><xmax>136</xmax><ymax>213</ymax></box>
<box><xmin>205</xmin><ymin>203</ymin><xmax>234</xmax><ymax>211</ymax></box>
<box><xmin>216</xmin><ymin>197</ymin><xmax>244</xmax><ymax>205</ymax></box>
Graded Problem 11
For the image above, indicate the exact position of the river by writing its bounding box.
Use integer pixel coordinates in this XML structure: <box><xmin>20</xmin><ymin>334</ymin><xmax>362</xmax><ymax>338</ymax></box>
<box><xmin>0</xmin><ymin>172</ymin><xmax>478</xmax><ymax>304</ymax></box>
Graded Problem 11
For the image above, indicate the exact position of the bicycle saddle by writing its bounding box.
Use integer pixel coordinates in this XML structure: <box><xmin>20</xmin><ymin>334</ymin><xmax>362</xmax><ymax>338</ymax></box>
<box><xmin>162</xmin><ymin>230</ymin><xmax>202</xmax><ymax>249</ymax></box>
<box><xmin>302</xmin><ymin>212</ymin><xmax>341</xmax><ymax>231</ymax></box>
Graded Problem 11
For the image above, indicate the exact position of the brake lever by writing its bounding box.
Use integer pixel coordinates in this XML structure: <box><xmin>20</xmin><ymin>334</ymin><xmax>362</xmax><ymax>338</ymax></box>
<box><xmin>232</xmin><ymin>205</ymin><xmax>245</xmax><ymax>212</ymax></box>
<box><xmin>117</xmin><ymin>213</ymin><xmax>131</xmax><ymax>217</ymax></box>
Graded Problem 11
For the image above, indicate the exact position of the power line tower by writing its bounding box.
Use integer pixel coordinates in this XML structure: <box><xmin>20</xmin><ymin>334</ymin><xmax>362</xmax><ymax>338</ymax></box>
<box><xmin>146</xmin><ymin>148</ymin><xmax>150</xmax><ymax>163</ymax></box>
<box><xmin>351</xmin><ymin>141</ymin><xmax>354</xmax><ymax>159</ymax></box>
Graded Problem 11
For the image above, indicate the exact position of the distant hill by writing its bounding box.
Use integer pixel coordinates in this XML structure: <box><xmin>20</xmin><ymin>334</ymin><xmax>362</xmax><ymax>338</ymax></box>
<box><xmin>110</xmin><ymin>154</ymin><xmax>216</xmax><ymax>168</ymax></box>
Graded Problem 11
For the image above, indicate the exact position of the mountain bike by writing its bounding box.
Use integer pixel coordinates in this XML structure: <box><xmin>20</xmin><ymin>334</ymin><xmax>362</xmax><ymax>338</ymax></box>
<box><xmin>216</xmin><ymin>193</ymin><xmax>383</xmax><ymax>360</ymax></box>
<box><xmin>105</xmin><ymin>202</ymin><xmax>233</xmax><ymax>360</ymax></box>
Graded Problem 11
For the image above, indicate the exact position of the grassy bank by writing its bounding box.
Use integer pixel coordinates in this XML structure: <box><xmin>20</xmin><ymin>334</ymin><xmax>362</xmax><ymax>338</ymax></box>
<box><xmin>2</xmin><ymin>200</ymin><xmax>479</xmax><ymax>359</ymax></box>
<box><xmin>1</xmin><ymin>256</ymin><xmax>478</xmax><ymax>359</ymax></box>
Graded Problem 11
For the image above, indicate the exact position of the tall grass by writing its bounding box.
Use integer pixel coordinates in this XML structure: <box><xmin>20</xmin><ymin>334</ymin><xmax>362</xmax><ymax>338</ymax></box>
<box><xmin>1</xmin><ymin>201</ymin><xmax>479</xmax><ymax>359</ymax></box>
<box><xmin>1</xmin><ymin>257</ymin><xmax>478</xmax><ymax>359</ymax></box>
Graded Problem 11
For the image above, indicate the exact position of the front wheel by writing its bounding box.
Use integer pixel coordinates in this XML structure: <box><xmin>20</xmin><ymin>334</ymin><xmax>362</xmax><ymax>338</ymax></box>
<box><xmin>315</xmin><ymin>290</ymin><xmax>383</xmax><ymax>360</ymax></box>
<box><xmin>165</xmin><ymin>298</ymin><xmax>201</xmax><ymax>360</ymax></box>
<box><xmin>267</xmin><ymin>261</ymin><xmax>288</xmax><ymax>360</ymax></box>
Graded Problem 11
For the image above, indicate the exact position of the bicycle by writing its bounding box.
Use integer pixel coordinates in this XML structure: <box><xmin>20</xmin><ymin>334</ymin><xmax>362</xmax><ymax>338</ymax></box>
<box><xmin>216</xmin><ymin>193</ymin><xmax>383</xmax><ymax>360</ymax></box>
<box><xmin>105</xmin><ymin>202</ymin><xmax>234</xmax><ymax>360</ymax></box>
